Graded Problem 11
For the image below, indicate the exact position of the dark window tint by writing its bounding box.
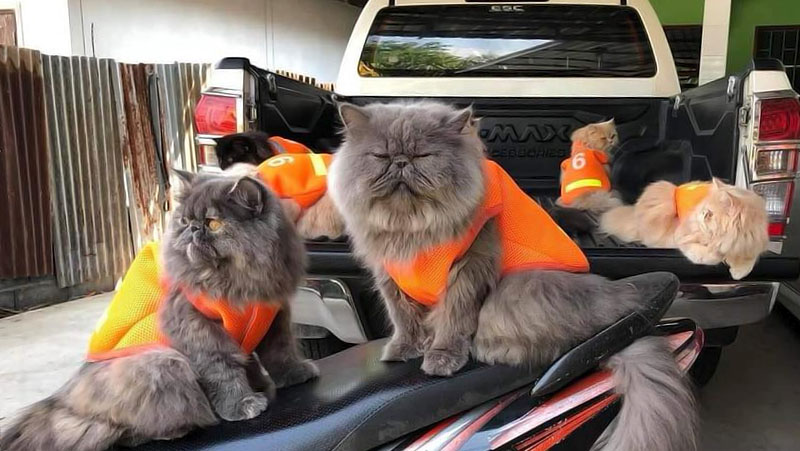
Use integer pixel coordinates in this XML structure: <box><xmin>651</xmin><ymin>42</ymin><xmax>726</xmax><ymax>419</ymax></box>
<box><xmin>754</xmin><ymin>26</ymin><xmax>800</xmax><ymax>91</ymax></box>
<box><xmin>663</xmin><ymin>25</ymin><xmax>702</xmax><ymax>90</ymax></box>
<box><xmin>359</xmin><ymin>5</ymin><xmax>656</xmax><ymax>78</ymax></box>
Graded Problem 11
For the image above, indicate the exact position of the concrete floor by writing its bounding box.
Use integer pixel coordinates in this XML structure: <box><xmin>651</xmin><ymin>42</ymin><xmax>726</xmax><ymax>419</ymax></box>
<box><xmin>0</xmin><ymin>293</ymin><xmax>111</xmax><ymax>426</ymax></box>
<box><xmin>699</xmin><ymin>305</ymin><xmax>800</xmax><ymax>451</ymax></box>
<box><xmin>1</xmin><ymin>294</ymin><xmax>799</xmax><ymax>449</ymax></box>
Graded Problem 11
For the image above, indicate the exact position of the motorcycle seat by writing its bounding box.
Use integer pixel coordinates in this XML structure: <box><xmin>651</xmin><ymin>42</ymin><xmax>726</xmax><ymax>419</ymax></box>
<box><xmin>131</xmin><ymin>272</ymin><xmax>678</xmax><ymax>451</ymax></box>
<box><xmin>131</xmin><ymin>339</ymin><xmax>541</xmax><ymax>451</ymax></box>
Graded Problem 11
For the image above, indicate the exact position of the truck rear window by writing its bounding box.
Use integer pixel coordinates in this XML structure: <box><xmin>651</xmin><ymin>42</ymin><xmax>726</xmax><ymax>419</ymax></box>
<box><xmin>359</xmin><ymin>5</ymin><xmax>656</xmax><ymax>78</ymax></box>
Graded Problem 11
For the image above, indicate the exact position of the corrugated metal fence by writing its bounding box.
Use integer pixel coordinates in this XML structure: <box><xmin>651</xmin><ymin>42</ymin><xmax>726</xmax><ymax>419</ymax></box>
<box><xmin>0</xmin><ymin>47</ymin><xmax>52</xmax><ymax>280</ymax></box>
<box><xmin>42</xmin><ymin>55</ymin><xmax>132</xmax><ymax>288</ymax></box>
<box><xmin>1</xmin><ymin>45</ymin><xmax>209</xmax><ymax>290</ymax></box>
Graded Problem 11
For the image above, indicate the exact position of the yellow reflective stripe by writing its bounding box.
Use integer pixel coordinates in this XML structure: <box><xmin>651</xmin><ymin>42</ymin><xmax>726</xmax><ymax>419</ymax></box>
<box><xmin>565</xmin><ymin>178</ymin><xmax>603</xmax><ymax>192</ymax></box>
<box><xmin>309</xmin><ymin>153</ymin><xmax>328</xmax><ymax>176</ymax></box>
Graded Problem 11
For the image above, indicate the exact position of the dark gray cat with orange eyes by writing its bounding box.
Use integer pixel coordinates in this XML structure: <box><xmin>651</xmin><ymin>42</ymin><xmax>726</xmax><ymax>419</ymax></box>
<box><xmin>0</xmin><ymin>172</ymin><xmax>316</xmax><ymax>451</ymax></box>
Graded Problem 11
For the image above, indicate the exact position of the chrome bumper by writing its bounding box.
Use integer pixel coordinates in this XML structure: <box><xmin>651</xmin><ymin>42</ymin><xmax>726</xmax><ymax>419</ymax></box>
<box><xmin>290</xmin><ymin>278</ymin><xmax>368</xmax><ymax>344</ymax></box>
<box><xmin>667</xmin><ymin>282</ymin><xmax>779</xmax><ymax>329</ymax></box>
<box><xmin>291</xmin><ymin>278</ymin><xmax>779</xmax><ymax>344</ymax></box>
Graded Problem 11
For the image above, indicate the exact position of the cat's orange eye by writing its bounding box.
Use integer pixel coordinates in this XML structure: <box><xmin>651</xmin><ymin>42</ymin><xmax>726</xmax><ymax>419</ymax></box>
<box><xmin>703</xmin><ymin>210</ymin><xmax>714</xmax><ymax>221</ymax></box>
<box><xmin>206</xmin><ymin>218</ymin><xmax>223</xmax><ymax>232</ymax></box>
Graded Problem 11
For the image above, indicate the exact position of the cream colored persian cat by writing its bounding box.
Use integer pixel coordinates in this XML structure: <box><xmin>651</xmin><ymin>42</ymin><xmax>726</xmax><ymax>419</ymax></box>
<box><xmin>556</xmin><ymin>119</ymin><xmax>623</xmax><ymax>213</ymax></box>
<box><xmin>601</xmin><ymin>178</ymin><xmax>769</xmax><ymax>279</ymax></box>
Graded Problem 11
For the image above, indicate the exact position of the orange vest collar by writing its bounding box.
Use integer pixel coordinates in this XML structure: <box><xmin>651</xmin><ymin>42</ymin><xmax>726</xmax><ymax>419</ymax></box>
<box><xmin>183</xmin><ymin>288</ymin><xmax>280</xmax><ymax>355</ymax></box>
<box><xmin>267</xmin><ymin>136</ymin><xmax>312</xmax><ymax>155</ymax></box>
<box><xmin>675</xmin><ymin>182</ymin><xmax>711</xmax><ymax>221</ymax></box>
<box><xmin>384</xmin><ymin>160</ymin><xmax>589</xmax><ymax>306</ymax></box>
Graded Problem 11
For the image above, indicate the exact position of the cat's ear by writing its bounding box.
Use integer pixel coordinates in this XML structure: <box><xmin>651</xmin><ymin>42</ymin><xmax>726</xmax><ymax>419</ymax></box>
<box><xmin>711</xmin><ymin>178</ymin><xmax>735</xmax><ymax>207</ymax></box>
<box><xmin>339</xmin><ymin>103</ymin><xmax>370</xmax><ymax>130</ymax></box>
<box><xmin>229</xmin><ymin>177</ymin><xmax>269</xmax><ymax>215</ymax></box>
<box><xmin>172</xmin><ymin>169</ymin><xmax>196</xmax><ymax>202</ymax></box>
<box><xmin>448</xmin><ymin>107</ymin><xmax>477</xmax><ymax>133</ymax></box>
<box><xmin>173</xmin><ymin>169</ymin><xmax>195</xmax><ymax>187</ymax></box>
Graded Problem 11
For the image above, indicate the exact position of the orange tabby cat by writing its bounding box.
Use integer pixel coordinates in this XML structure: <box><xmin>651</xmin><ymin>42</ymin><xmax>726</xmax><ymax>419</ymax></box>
<box><xmin>601</xmin><ymin>178</ymin><xmax>769</xmax><ymax>279</ymax></box>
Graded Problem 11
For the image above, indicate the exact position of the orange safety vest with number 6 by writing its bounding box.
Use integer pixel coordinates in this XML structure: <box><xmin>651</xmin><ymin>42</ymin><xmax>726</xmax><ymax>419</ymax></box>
<box><xmin>559</xmin><ymin>141</ymin><xmax>611</xmax><ymax>206</ymax></box>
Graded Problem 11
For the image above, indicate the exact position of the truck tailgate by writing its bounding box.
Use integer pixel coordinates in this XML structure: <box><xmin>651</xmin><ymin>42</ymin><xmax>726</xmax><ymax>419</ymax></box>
<box><xmin>306</xmin><ymin>196</ymin><xmax>800</xmax><ymax>283</ymax></box>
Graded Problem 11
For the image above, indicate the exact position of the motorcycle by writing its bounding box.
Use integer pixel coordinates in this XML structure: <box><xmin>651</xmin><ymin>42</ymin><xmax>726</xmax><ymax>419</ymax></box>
<box><xmin>132</xmin><ymin>272</ymin><xmax>702</xmax><ymax>451</ymax></box>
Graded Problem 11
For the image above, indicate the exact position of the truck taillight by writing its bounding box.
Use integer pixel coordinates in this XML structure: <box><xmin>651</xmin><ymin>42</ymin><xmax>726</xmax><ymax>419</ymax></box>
<box><xmin>752</xmin><ymin>180</ymin><xmax>794</xmax><ymax>238</ymax></box>
<box><xmin>198</xmin><ymin>144</ymin><xmax>219</xmax><ymax>167</ymax></box>
<box><xmin>758</xmin><ymin>98</ymin><xmax>800</xmax><ymax>141</ymax></box>
<box><xmin>755</xmin><ymin>147</ymin><xmax>798</xmax><ymax>178</ymax></box>
<box><xmin>748</xmin><ymin>96</ymin><xmax>800</xmax><ymax>240</ymax></box>
<box><xmin>195</xmin><ymin>94</ymin><xmax>237</xmax><ymax>135</ymax></box>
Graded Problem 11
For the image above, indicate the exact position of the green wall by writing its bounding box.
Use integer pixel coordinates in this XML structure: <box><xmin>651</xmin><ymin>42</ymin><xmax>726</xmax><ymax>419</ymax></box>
<box><xmin>727</xmin><ymin>0</ymin><xmax>800</xmax><ymax>74</ymax></box>
<box><xmin>650</xmin><ymin>0</ymin><xmax>704</xmax><ymax>25</ymax></box>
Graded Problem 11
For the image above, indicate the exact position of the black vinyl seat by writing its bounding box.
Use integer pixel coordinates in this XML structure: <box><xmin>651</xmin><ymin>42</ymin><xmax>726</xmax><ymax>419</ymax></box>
<box><xmin>132</xmin><ymin>340</ymin><xmax>542</xmax><ymax>451</ymax></box>
<box><xmin>131</xmin><ymin>272</ymin><xmax>678</xmax><ymax>451</ymax></box>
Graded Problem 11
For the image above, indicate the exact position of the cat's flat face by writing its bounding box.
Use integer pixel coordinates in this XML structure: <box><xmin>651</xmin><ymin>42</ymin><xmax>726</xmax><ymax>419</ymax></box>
<box><xmin>164</xmin><ymin>171</ymin><xmax>304</xmax><ymax>301</ymax></box>
<box><xmin>331</xmin><ymin>102</ymin><xmax>485</xmax><ymax>237</ymax></box>
<box><xmin>571</xmin><ymin>119</ymin><xmax>618</xmax><ymax>152</ymax></box>
<box><xmin>695</xmin><ymin>181</ymin><xmax>767</xmax><ymax>240</ymax></box>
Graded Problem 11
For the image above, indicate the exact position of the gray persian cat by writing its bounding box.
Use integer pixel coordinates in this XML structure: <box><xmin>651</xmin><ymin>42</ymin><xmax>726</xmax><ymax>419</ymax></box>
<box><xmin>0</xmin><ymin>173</ymin><xmax>317</xmax><ymax>451</ymax></box>
<box><xmin>329</xmin><ymin>101</ymin><xmax>696</xmax><ymax>451</ymax></box>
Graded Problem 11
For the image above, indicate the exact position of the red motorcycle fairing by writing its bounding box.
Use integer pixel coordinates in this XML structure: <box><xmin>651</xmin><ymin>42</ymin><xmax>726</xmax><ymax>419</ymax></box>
<box><xmin>393</xmin><ymin>321</ymin><xmax>703</xmax><ymax>451</ymax></box>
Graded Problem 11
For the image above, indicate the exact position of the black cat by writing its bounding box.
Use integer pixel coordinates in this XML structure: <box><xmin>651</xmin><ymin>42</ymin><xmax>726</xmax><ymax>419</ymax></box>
<box><xmin>214</xmin><ymin>131</ymin><xmax>272</xmax><ymax>169</ymax></box>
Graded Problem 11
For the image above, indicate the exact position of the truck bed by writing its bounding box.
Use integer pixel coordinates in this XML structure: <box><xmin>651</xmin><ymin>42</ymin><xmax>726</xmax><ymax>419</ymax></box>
<box><xmin>209</xmin><ymin>59</ymin><xmax>798</xmax><ymax>284</ymax></box>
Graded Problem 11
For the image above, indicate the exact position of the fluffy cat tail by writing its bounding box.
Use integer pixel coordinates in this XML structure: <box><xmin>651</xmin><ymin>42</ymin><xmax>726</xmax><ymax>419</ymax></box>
<box><xmin>599</xmin><ymin>204</ymin><xmax>639</xmax><ymax>242</ymax></box>
<box><xmin>0</xmin><ymin>397</ymin><xmax>124</xmax><ymax>451</ymax></box>
<box><xmin>591</xmin><ymin>336</ymin><xmax>698</xmax><ymax>451</ymax></box>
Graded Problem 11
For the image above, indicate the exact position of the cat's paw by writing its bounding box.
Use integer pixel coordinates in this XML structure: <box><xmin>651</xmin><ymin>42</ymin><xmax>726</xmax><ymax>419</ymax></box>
<box><xmin>421</xmin><ymin>348</ymin><xmax>469</xmax><ymax>377</ymax></box>
<box><xmin>381</xmin><ymin>338</ymin><xmax>424</xmax><ymax>362</ymax></box>
<box><xmin>681</xmin><ymin>245</ymin><xmax>721</xmax><ymax>265</ymax></box>
<box><xmin>274</xmin><ymin>360</ymin><xmax>319</xmax><ymax>388</ymax></box>
<box><xmin>216</xmin><ymin>392</ymin><xmax>268</xmax><ymax>422</ymax></box>
<box><xmin>729</xmin><ymin>264</ymin><xmax>754</xmax><ymax>280</ymax></box>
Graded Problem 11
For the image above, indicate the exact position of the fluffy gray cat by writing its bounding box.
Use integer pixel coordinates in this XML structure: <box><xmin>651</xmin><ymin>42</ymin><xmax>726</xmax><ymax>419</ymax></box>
<box><xmin>0</xmin><ymin>173</ymin><xmax>317</xmax><ymax>451</ymax></box>
<box><xmin>329</xmin><ymin>101</ymin><xmax>696</xmax><ymax>451</ymax></box>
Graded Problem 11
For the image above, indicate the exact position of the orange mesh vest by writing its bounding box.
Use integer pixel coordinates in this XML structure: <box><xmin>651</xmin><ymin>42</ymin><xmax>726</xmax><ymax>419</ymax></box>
<box><xmin>384</xmin><ymin>160</ymin><xmax>589</xmax><ymax>306</ymax></box>
<box><xmin>675</xmin><ymin>182</ymin><xmax>711</xmax><ymax>220</ymax></box>
<box><xmin>256</xmin><ymin>153</ymin><xmax>333</xmax><ymax>209</ymax></box>
<box><xmin>560</xmin><ymin>142</ymin><xmax>611</xmax><ymax>205</ymax></box>
<box><xmin>87</xmin><ymin>242</ymin><xmax>280</xmax><ymax>362</ymax></box>
<box><xmin>267</xmin><ymin>136</ymin><xmax>312</xmax><ymax>155</ymax></box>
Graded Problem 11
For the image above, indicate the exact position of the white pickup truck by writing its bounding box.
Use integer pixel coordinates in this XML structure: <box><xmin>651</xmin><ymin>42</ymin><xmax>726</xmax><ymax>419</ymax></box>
<box><xmin>194</xmin><ymin>0</ymin><xmax>800</xmax><ymax>384</ymax></box>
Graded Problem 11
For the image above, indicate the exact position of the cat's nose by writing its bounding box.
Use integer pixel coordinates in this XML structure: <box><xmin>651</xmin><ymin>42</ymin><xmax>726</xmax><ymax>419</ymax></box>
<box><xmin>393</xmin><ymin>156</ymin><xmax>410</xmax><ymax>168</ymax></box>
<box><xmin>190</xmin><ymin>224</ymin><xmax>201</xmax><ymax>232</ymax></box>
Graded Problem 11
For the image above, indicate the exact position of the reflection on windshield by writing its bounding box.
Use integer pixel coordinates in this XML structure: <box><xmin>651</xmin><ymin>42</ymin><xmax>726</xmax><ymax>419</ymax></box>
<box><xmin>360</xmin><ymin>37</ymin><xmax>553</xmax><ymax>76</ymax></box>
<box><xmin>357</xmin><ymin>5</ymin><xmax>656</xmax><ymax>78</ymax></box>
